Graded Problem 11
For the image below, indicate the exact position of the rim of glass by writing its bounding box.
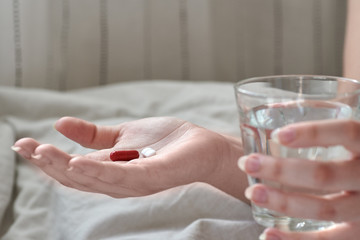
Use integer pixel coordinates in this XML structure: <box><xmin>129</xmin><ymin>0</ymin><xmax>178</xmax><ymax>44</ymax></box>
<box><xmin>234</xmin><ymin>75</ymin><xmax>360</xmax><ymax>99</ymax></box>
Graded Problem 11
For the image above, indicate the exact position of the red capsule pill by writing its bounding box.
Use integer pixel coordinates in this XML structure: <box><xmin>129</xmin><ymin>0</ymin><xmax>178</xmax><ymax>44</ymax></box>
<box><xmin>110</xmin><ymin>150</ymin><xmax>140</xmax><ymax>161</ymax></box>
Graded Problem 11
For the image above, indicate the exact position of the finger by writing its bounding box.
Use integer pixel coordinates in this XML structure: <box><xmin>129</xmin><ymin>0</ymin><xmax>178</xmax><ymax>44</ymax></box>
<box><xmin>13</xmin><ymin>138</ymin><xmax>79</xmax><ymax>187</ymax></box>
<box><xmin>32</xmin><ymin>144</ymin><xmax>72</xmax><ymax>170</ymax></box>
<box><xmin>54</xmin><ymin>116</ymin><xmax>119</xmax><ymax>149</ymax></box>
<box><xmin>64</xmin><ymin>165</ymin><xmax>137</xmax><ymax>197</ymax></box>
<box><xmin>12</xmin><ymin>137</ymin><xmax>41</xmax><ymax>159</ymax></box>
<box><xmin>273</xmin><ymin>119</ymin><xmax>360</xmax><ymax>155</ymax></box>
<box><xmin>239</xmin><ymin>154</ymin><xmax>360</xmax><ymax>192</ymax></box>
<box><xmin>67</xmin><ymin>156</ymin><xmax>164</xmax><ymax>197</ymax></box>
<box><xmin>262</xmin><ymin>221</ymin><xmax>360</xmax><ymax>240</ymax></box>
<box><xmin>29</xmin><ymin>143</ymin><xmax>79</xmax><ymax>187</ymax></box>
<box><xmin>23</xmin><ymin>143</ymin><xmax>129</xmax><ymax>195</ymax></box>
<box><xmin>27</xmin><ymin>144</ymin><xmax>115</xmax><ymax>193</ymax></box>
<box><xmin>246</xmin><ymin>184</ymin><xmax>360</xmax><ymax>222</ymax></box>
<box><xmin>12</xmin><ymin>137</ymin><xmax>145</xmax><ymax>196</ymax></box>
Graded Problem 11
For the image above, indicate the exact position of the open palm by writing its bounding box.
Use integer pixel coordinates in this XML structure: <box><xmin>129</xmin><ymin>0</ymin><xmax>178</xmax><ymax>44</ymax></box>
<box><xmin>13</xmin><ymin>116</ymin><xmax>247</xmax><ymax>200</ymax></box>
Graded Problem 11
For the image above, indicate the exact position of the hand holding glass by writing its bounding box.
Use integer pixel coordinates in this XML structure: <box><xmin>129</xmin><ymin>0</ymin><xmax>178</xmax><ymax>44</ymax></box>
<box><xmin>234</xmin><ymin>75</ymin><xmax>360</xmax><ymax>231</ymax></box>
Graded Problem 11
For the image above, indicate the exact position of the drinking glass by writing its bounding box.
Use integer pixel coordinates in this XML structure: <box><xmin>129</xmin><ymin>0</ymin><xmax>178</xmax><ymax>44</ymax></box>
<box><xmin>234</xmin><ymin>75</ymin><xmax>360</xmax><ymax>231</ymax></box>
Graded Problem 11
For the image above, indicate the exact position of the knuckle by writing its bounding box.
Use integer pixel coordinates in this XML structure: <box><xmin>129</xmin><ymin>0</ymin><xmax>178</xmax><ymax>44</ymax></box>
<box><xmin>272</xmin><ymin>159</ymin><xmax>283</xmax><ymax>179</ymax></box>
<box><xmin>345</xmin><ymin>120</ymin><xmax>360</xmax><ymax>142</ymax></box>
<box><xmin>34</xmin><ymin>144</ymin><xmax>54</xmax><ymax>155</ymax></box>
<box><xmin>317</xmin><ymin>201</ymin><xmax>337</xmax><ymax>221</ymax></box>
<box><xmin>313</xmin><ymin>163</ymin><xmax>335</xmax><ymax>187</ymax></box>
<box><xmin>278</xmin><ymin>194</ymin><xmax>289</xmax><ymax>213</ymax></box>
<box><xmin>268</xmin><ymin>157</ymin><xmax>283</xmax><ymax>182</ymax></box>
<box><xmin>308</xmin><ymin>124</ymin><xmax>319</xmax><ymax>140</ymax></box>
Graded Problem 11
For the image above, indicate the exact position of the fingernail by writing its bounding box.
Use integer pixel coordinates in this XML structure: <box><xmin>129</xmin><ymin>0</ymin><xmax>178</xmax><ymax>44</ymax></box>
<box><xmin>31</xmin><ymin>154</ymin><xmax>42</xmax><ymax>160</ymax></box>
<box><xmin>12</xmin><ymin>146</ymin><xmax>31</xmax><ymax>159</ymax></box>
<box><xmin>271</xmin><ymin>127</ymin><xmax>296</xmax><ymax>144</ymax></box>
<box><xmin>238</xmin><ymin>155</ymin><xmax>261</xmax><ymax>173</ymax></box>
<box><xmin>11</xmin><ymin>146</ymin><xmax>22</xmax><ymax>152</ymax></box>
<box><xmin>259</xmin><ymin>232</ymin><xmax>266</xmax><ymax>240</ymax></box>
<box><xmin>31</xmin><ymin>154</ymin><xmax>50</xmax><ymax>165</ymax></box>
<box><xmin>238</xmin><ymin>156</ymin><xmax>247</xmax><ymax>171</ymax></box>
<box><xmin>270</xmin><ymin>128</ymin><xmax>280</xmax><ymax>143</ymax></box>
<box><xmin>245</xmin><ymin>186</ymin><xmax>268</xmax><ymax>203</ymax></box>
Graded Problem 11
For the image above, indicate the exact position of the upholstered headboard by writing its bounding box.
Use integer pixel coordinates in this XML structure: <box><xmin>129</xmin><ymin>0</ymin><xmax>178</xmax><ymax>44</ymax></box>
<box><xmin>0</xmin><ymin>0</ymin><xmax>347</xmax><ymax>90</ymax></box>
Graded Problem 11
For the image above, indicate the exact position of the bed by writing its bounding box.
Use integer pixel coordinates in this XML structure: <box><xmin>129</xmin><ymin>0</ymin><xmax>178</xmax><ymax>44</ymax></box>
<box><xmin>0</xmin><ymin>1</ymin><xmax>347</xmax><ymax>239</ymax></box>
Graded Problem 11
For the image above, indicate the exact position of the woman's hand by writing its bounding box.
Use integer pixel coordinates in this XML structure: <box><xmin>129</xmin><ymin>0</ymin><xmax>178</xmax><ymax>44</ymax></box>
<box><xmin>13</xmin><ymin>116</ymin><xmax>248</xmax><ymax>201</ymax></box>
<box><xmin>239</xmin><ymin>119</ymin><xmax>360</xmax><ymax>239</ymax></box>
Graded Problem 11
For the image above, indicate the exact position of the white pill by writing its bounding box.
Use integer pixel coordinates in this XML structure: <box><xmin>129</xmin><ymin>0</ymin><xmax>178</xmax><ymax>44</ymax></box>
<box><xmin>141</xmin><ymin>147</ymin><xmax>156</xmax><ymax>157</ymax></box>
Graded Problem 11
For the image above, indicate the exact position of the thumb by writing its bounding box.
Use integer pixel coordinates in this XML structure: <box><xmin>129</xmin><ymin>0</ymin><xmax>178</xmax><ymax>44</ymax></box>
<box><xmin>54</xmin><ymin>116</ymin><xmax>119</xmax><ymax>149</ymax></box>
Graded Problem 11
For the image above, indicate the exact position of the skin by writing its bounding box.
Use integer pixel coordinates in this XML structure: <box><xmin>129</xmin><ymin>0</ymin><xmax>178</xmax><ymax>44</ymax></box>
<box><xmin>12</xmin><ymin>1</ymin><xmax>360</xmax><ymax>238</ymax></box>
<box><xmin>343</xmin><ymin>0</ymin><xmax>360</xmax><ymax>80</ymax></box>
<box><xmin>241</xmin><ymin>119</ymin><xmax>360</xmax><ymax>240</ymax></box>
<box><xmin>246</xmin><ymin>3</ymin><xmax>360</xmax><ymax>238</ymax></box>
<box><xmin>13</xmin><ymin>117</ymin><xmax>360</xmax><ymax>239</ymax></box>
<box><xmin>13</xmin><ymin>116</ymin><xmax>248</xmax><ymax>202</ymax></box>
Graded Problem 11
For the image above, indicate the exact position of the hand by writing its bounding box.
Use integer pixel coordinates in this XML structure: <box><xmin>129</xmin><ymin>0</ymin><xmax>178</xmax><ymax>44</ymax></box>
<box><xmin>13</xmin><ymin>116</ymin><xmax>247</xmax><ymax>200</ymax></box>
<box><xmin>239</xmin><ymin>119</ymin><xmax>360</xmax><ymax>239</ymax></box>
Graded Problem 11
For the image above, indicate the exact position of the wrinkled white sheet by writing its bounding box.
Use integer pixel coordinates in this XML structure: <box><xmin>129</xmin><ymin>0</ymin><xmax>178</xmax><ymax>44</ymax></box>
<box><xmin>0</xmin><ymin>81</ymin><xmax>263</xmax><ymax>239</ymax></box>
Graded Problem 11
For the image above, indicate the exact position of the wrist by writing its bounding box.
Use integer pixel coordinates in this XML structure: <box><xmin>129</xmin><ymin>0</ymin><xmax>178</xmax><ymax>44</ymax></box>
<box><xmin>206</xmin><ymin>133</ymin><xmax>250</xmax><ymax>203</ymax></box>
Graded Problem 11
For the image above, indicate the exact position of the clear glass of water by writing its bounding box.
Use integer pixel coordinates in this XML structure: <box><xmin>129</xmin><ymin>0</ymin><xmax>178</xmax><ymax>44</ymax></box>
<box><xmin>234</xmin><ymin>75</ymin><xmax>360</xmax><ymax>232</ymax></box>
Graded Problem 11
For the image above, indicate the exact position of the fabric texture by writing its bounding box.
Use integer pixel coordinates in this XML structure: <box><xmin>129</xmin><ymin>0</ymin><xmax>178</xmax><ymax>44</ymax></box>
<box><xmin>0</xmin><ymin>1</ymin><xmax>348</xmax><ymax>238</ymax></box>
<box><xmin>0</xmin><ymin>0</ymin><xmax>347</xmax><ymax>90</ymax></box>
<box><xmin>0</xmin><ymin>80</ymin><xmax>264</xmax><ymax>239</ymax></box>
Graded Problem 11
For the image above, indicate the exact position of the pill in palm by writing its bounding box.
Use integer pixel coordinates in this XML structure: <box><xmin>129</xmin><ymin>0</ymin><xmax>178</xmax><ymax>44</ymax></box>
<box><xmin>141</xmin><ymin>147</ymin><xmax>156</xmax><ymax>157</ymax></box>
<box><xmin>110</xmin><ymin>150</ymin><xmax>139</xmax><ymax>161</ymax></box>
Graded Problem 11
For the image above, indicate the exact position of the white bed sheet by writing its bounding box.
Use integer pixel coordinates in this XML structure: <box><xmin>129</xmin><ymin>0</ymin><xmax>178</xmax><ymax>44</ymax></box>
<box><xmin>0</xmin><ymin>80</ymin><xmax>264</xmax><ymax>239</ymax></box>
